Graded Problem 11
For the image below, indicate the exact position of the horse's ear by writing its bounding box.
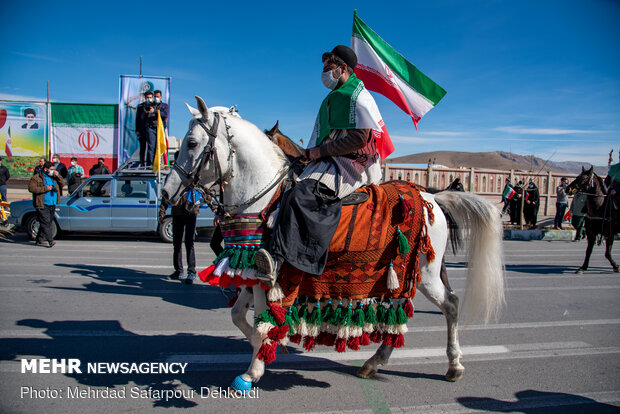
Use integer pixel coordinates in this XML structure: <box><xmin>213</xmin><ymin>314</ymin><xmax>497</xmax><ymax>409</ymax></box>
<box><xmin>266</xmin><ymin>121</ymin><xmax>279</xmax><ymax>138</ymax></box>
<box><xmin>195</xmin><ymin>96</ymin><xmax>209</xmax><ymax>121</ymax></box>
<box><xmin>588</xmin><ymin>166</ymin><xmax>594</xmax><ymax>173</ymax></box>
<box><xmin>581</xmin><ymin>166</ymin><xmax>585</xmax><ymax>173</ymax></box>
<box><xmin>185</xmin><ymin>103</ymin><xmax>201</xmax><ymax>118</ymax></box>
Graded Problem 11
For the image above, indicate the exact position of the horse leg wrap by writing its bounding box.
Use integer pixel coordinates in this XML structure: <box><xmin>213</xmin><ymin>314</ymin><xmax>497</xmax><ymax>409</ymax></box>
<box><xmin>231</xmin><ymin>375</ymin><xmax>253</xmax><ymax>392</ymax></box>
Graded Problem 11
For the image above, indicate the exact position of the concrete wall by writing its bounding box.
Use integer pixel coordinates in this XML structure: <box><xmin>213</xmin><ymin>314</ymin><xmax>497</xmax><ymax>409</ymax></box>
<box><xmin>382</xmin><ymin>164</ymin><xmax>577</xmax><ymax>217</ymax></box>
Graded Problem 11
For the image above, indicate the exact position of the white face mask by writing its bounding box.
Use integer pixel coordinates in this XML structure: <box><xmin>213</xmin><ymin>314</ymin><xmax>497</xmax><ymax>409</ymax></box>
<box><xmin>47</xmin><ymin>170</ymin><xmax>54</xmax><ymax>176</ymax></box>
<box><xmin>321</xmin><ymin>68</ymin><xmax>342</xmax><ymax>90</ymax></box>
<box><xmin>155</xmin><ymin>97</ymin><xmax>161</xmax><ymax>103</ymax></box>
<box><xmin>71</xmin><ymin>161</ymin><xmax>76</xmax><ymax>166</ymax></box>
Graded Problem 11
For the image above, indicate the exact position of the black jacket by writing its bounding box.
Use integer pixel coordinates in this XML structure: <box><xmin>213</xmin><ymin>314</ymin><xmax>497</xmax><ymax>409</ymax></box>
<box><xmin>89</xmin><ymin>163</ymin><xmax>111</xmax><ymax>176</ymax></box>
<box><xmin>0</xmin><ymin>165</ymin><xmax>9</xmax><ymax>186</ymax></box>
<box><xmin>54</xmin><ymin>162</ymin><xmax>68</xmax><ymax>179</ymax></box>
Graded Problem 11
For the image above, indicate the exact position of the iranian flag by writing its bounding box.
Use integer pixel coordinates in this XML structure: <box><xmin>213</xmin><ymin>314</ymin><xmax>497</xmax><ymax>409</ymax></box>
<box><xmin>51</xmin><ymin>103</ymin><xmax>118</xmax><ymax>173</ymax></box>
<box><xmin>502</xmin><ymin>185</ymin><xmax>516</xmax><ymax>200</ymax></box>
<box><xmin>352</xmin><ymin>11</ymin><xmax>446</xmax><ymax>127</ymax></box>
<box><xmin>5</xmin><ymin>126</ymin><xmax>12</xmax><ymax>157</ymax></box>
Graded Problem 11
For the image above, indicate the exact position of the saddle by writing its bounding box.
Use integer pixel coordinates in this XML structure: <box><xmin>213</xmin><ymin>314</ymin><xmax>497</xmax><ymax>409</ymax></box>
<box><xmin>199</xmin><ymin>181</ymin><xmax>436</xmax><ymax>361</ymax></box>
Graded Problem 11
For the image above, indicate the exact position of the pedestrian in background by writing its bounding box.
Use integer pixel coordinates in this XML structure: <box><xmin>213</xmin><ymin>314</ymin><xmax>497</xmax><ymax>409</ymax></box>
<box><xmin>52</xmin><ymin>154</ymin><xmax>68</xmax><ymax>179</ymax></box>
<box><xmin>89</xmin><ymin>158</ymin><xmax>111</xmax><ymax>176</ymax></box>
<box><xmin>159</xmin><ymin>161</ymin><xmax>201</xmax><ymax>284</ymax></box>
<box><xmin>570</xmin><ymin>191</ymin><xmax>587</xmax><ymax>240</ymax></box>
<box><xmin>67</xmin><ymin>157</ymin><xmax>85</xmax><ymax>194</ymax></box>
<box><xmin>33</xmin><ymin>157</ymin><xmax>46</xmax><ymax>175</ymax></box>
<box><xmin>0</xmin><ymin>156</ymin><xmax>10</xmax><ymax>203</ymax></box>
<box><xmin>500</xmin><ymin>178</ymin><xmax>512</xmax><ymax>217</ymax></box>
<box><xmin>28</xmin><ymin>161</ymin><xmax>66</xmax><ymax>247</ymax></box>
<box><xmin>554</xmin><ymin>177</ymin><xmax>569</xmax><ymax>229</ymax></box>
<box><xmin>509</xmin><ymin>181</ymin><xmax>524</xmax><ymax>225</ymax></box>
<box><xmin>523</xmin><ymin>181</ymin><xmax>540</xmax><ymax>228</ymax></box>
<box><xmin>446</xmin><ymin>177</ymin><xmax>465</xmax><ymax>191</ymax></box>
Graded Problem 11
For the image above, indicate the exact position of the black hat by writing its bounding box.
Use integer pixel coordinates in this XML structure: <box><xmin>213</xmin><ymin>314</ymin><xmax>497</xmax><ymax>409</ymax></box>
<box><xmin>331</xmin><ymin>45</ymin><xmax>357</xmax><ymax>69</ymax></box>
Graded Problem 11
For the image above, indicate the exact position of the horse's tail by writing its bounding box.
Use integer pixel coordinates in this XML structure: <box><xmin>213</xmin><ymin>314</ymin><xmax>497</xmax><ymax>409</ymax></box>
<box><xmin>434</xmin><ymin>191</ymin><xmax>505</xmax><ymax>324</ymax></box>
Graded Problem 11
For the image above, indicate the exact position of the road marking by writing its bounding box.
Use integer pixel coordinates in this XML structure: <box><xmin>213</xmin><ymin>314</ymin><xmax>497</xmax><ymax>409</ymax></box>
<box><xmin>1</xmin><ymin>319</ymin><xmax>619</xmax><ymax>338</ymax></box>
<box><xmin>352</xmin><ymin>359</ymin><xmax>391</xmax><ymax>414</ymax></box>
<box><xmin>288</xmin><ymin>391</ymin><xmax>620</xmax><ymax>414</ymax></box>
<box><xmin>165</xmin><ymin>345</ymin><xmax>510</xmax><ymax>365</ymax></box>
<box><xmin>2</xmin><ymin>284</ymin><xmax>619</xmax><ymax>294</ymax></box>
<box><xmin>0</xmin><ymin>287</ymin><xmax>221</xmax><ymax>294</ymax></box>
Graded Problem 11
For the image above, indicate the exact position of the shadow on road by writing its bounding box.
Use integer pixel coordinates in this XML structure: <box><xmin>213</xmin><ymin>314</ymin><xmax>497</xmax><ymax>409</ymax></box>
<box><xmin>52</xmin><ymin>263</ymin><xmax>229</xmax><ymax>311</ymax></box>
<box><xmin>2</xmin><ymin>319</ymin><xmax>331</xmax><ymax>407</ymax></box>
<box><xmin>458</xmin><ymin>389</ymin><xmax>618</xmax><ymax>412</ymax></box>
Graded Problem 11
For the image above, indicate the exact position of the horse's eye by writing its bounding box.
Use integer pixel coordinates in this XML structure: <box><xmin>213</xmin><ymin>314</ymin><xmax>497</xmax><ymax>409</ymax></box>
<box><xmin>188</xmin><ymin>140</ymin><xmax>198</xmax><ymax>149</ymax></box>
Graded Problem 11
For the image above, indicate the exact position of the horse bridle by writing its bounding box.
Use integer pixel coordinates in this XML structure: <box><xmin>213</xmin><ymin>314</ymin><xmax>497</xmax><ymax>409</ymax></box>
<box><xmin>172</xmin><ymin>112</ymin><xmax>292</xmax><ymax>217</ymax></box>
<box><xmin>573</xmin><ymin>172</ymin><xmax>607</xmax><ymax>198</ymax></box>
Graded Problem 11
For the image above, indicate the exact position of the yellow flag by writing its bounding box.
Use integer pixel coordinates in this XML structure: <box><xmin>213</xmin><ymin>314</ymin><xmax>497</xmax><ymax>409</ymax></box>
<box><xmin>153</xmin><ymin>110</ymin><xmax>167</xmax><ymax>172</ymax></box>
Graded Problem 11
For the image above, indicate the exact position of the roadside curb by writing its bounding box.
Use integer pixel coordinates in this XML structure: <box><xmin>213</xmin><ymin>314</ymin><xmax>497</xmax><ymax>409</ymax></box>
<box><xmin>503</xmin><ymin>229</ymin><xmax>575</xmax><ymax>241</ymax></box>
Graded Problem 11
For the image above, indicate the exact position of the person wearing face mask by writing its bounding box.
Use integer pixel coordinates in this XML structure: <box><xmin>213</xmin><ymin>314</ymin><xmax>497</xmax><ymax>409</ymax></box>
<box><xmin>67</xmin><ymin>157</ymin><xmax>85</xmax><ymax>194</ymax></box>
<box><xmin>153</xmin><ymin>90</ymin><xmax>169</xmax><ymax>128</ymax></box>
<box><xmin>28</xmin><ymin>161</ymin><xmax>66</xmax><ymax>247</ymax></box>
<box><xmin>0</xmin><ymin>156</ymin><xmax>10</xmax><ymax>203</ymax></box>
<box><xmin>136</xmin><ymin>91</ymin><xmax>158</xmax><ymax>168</ymax></box>
<box><xmin>254</xmin><ymin>45</ymin><xmax>385</xmax><ymax>283</ymax></box>
<box><xmin>52</xmin><ymin>154</ymin><xmax>68</xmax><ymax>180</ymax></box>
<box><xmin>89</xmin><ymin>157</ymin><xmax>111</xmax><ymax>176</ymax></box>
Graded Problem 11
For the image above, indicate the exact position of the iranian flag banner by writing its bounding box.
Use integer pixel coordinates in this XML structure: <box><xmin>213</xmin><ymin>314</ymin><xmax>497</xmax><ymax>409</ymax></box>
<box><xmin>352</xmin><ymin>11</ymin><xmax>446</xmax><ymax>127</ymax></box>
<box><xmin>51</xmin><ymin>103</ymin><xmax>118</xmax><ymax>174</ymax></box>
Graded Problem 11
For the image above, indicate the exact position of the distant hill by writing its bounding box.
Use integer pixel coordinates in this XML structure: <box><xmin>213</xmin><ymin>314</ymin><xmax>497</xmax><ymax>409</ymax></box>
<box><xmin>386</xmin><ymin>151</ymin><xmax>607</xmax><ymax>176</ymax></box>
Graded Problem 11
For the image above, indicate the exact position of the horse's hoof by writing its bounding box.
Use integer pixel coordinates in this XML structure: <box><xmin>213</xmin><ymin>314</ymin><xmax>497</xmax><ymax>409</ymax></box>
<box><xmin>613</xmin><ymin>267</ymin><xmax>619</xmax><ymax>273</ymax></box>
<box><xmin>357</xmin><ymin>365</ymin><xmax>378</xmax><ymax>379</ymax></box>
<box><xmin>231</xmin><ymin>375</ymin><xmax>253</xmax><ymax>392</ymax></box>
<box><xmin>575</xmin><ymin>269</ymin><xmax>584</xmax><ymax>275</ymax></box>
<box><xmin>445</xmin><ymin>366</ymin><xmax>464</xmax><ymax>382</ymax></box>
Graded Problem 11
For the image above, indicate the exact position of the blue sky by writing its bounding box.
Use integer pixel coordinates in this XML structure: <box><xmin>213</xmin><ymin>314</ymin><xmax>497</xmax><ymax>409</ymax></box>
<box><xmin>1</xmin><ymin>0</ymin><xmax>618</xmax><ymax>165</ymax></box>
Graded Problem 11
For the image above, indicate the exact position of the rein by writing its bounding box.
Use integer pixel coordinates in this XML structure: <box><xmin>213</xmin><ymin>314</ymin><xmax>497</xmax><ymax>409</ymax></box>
<box><xmin>174</xmin><ymin>112</ymin><xmax>298</xmax><ymax>218</ymax></box>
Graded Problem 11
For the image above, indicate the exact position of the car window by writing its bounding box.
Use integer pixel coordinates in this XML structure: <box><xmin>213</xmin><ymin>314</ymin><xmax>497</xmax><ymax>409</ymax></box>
<box><xmin>83</xmin><ymin>180</ymin><xmax>112</xmax><ymax>197</ymax></box>
<box><xmin>116</xmin><ymin>180</ymin><xmax>148</xmax><ymax>198</ymax></box>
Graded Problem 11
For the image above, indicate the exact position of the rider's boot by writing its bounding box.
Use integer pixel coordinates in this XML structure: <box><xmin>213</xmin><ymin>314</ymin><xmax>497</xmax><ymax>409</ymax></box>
<box><xmin>254</xmin><ymin>249</ymin><xmax>281</xmax><ymax>287</ymax></box>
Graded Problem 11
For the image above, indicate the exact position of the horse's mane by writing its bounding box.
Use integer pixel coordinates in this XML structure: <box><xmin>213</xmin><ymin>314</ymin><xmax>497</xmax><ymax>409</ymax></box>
<box><xmin>219</xmin><ymin>114</ymin><xmax>289</xmax><ymax>166</ymax></box>
<box><xmin>592</xmin><ymin>172</ymin><xmax>607</xmax><ymax>195</ymax></box>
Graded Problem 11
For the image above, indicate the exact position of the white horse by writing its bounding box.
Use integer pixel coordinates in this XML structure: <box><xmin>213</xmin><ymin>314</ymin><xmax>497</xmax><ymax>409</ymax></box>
<box><xmin>162</xmin><ymin>96</ymin><xmax>505</xmax><ymax>391</ymax></box>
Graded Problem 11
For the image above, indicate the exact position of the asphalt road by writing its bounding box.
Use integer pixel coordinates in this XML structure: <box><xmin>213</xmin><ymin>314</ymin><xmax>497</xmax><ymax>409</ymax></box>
<box><xmin>1</xmin><ymin>231</ymin><xmax>619</xmax><ymax>413</ymax></box>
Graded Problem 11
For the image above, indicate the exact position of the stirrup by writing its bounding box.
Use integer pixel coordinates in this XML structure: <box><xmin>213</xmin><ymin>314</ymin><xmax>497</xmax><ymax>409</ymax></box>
<box><xmin>254</xmin><ymin>249</ymin><xmax>276</xmax><ymax>287</ymax></box>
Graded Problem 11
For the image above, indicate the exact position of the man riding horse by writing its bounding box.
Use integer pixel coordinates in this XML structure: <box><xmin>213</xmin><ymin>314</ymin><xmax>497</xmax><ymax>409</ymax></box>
<box><xmin>254</xmin><ymin>45</ymin><xmax>385</xmax><ymax>283</ymax></box>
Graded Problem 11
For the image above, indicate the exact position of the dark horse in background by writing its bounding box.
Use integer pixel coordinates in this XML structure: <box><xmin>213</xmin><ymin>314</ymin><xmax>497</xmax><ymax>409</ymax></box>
<box><xmin>567</xmin><ymin>166</ymin><xmax>619</xmax><ymax>274</ymax></box>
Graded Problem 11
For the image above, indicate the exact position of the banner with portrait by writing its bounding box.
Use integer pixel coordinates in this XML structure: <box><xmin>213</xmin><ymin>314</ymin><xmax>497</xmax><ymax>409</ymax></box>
<box><xmin>0</xmin><ymin>101</ymin><xmax>48</xmax><ymax>176</ymax></box>
<box><xmin>50</xmin><ymin>103</ymin><xmax>118</xmax><ymax>175</ymax></box>
<box><xmin>117</xmin><ymin>75</ymin><xmax>170</xmax><ymax>165</ymax></box>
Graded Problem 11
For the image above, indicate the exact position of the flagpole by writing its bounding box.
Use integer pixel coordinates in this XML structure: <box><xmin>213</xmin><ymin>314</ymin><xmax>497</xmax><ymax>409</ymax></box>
<box><xmin>47</xmin><ymin>80</ymin><xmax>51</xmax><ymax>159</ymax></box>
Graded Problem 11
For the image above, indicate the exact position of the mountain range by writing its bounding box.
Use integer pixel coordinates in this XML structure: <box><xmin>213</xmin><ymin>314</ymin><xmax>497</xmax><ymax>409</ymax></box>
<box><xmin>386</xmin><ymin>151</ymin><xmax>608</xmax><ymax>176</ymax></box>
